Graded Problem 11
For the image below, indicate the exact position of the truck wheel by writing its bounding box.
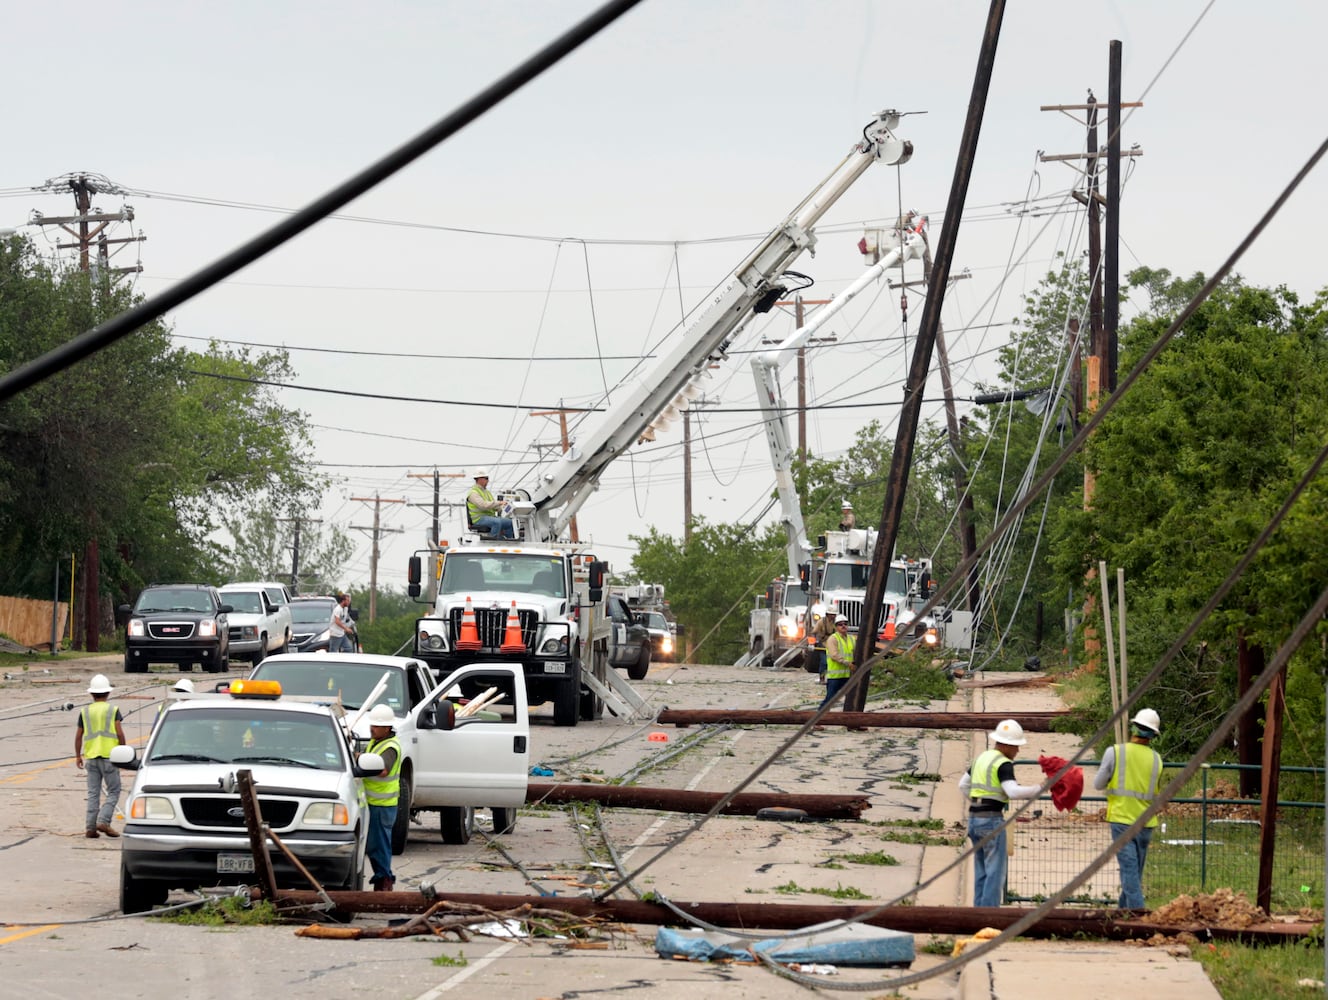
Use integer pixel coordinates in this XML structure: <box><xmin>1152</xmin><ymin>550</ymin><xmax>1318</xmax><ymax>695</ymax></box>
<box><xmin>203</xmin><ymin>650</ymin><xmax>225</xmax><ymax>674</ymax></box>
<box><xmin>579</xmin><ymin>684</ymin><xmax>603</xmax><ymax>721</ymax></box>
<box><xmin>123</xmin><ymin>654</ymin><xmax>144</xmax><ymax>674</ymax></box>
<box><xmin>391</xmin><ymin>775</ymin><xmax>412</xmax><ymax>855</ymax></box>
<box><xmin>120</xmin><ymin>862</ymin><xmax>168</xmax><ymax>914</ymax></box>
<box><xmin>251</xmin><ymin>637</ymin><xmax>267</xmax><ymax>668</ymax></box>
<box><xmin>276</xmin><ymin>630</ymin><xmax>290</xmax><ymax>655</ymax></box>
<box><xmin>440</xmin><ymin>805</ymin><xmax>474</xmax><ymax>845</ymax></box>
<box><xmin>802</xmin><ymin>650</ymin><xmax>819</xmax><ymax>674</ymax></box>
<box><xmin>490</xmin><ymin>806</ymin><xmax>517</xmax><ymax>835</ymax></box>
<box><xmin>626</xmin><ymin>646</ymin><xmax>650</xmax><ymax>681</ymax></box>
<box><xmin>553</xmin><ymin>659</ymin><xmax>580</xmax><ymax>727</ymax></box>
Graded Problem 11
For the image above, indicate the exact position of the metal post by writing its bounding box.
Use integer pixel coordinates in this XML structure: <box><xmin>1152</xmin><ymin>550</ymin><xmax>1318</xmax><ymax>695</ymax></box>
<box><xmin>50</xmin><ymin>559</ymin><xmax>60</xmax><ymax>655</ymax></box>
<box><xmin>1201</xmin><ymin>763</ymin><xmax>1209</xmax><ymax>889</ymax></box>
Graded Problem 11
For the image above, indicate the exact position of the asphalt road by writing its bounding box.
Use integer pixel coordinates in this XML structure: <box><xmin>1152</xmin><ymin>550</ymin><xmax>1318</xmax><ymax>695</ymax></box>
<box><xmin>0</xmin><ymin>654</ymin><xmax>982</xmax><ymax>999</ymax></box>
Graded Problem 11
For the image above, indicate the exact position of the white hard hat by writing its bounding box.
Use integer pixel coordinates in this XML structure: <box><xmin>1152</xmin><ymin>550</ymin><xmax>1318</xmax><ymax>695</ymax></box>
<box><xmin>834</xmin><ymin>614</ymin><xmax>849</xmax><ymax>624</ymax></box>
<box><xmin>473</xmin><ymin>467</ymin><xmax>491</xmax><ymax>480</ymax></box>
<box><xmin>991</xmin><ymin>718</ymin><xmax>1026</xmax><ymax>746</ymax></box>
<box><xmin>367</xmin><ymin>704</ymin><xmax>396</xmax><ymax>726</ymax></box>
<box><xmin>841</xmin><ymin>500</ymin><xmax>853</xmax><ymax>510</ymax></box>
<box><xmin>173</xmin><ymin>678</ymin><xmax>194</xmax><ymax>693</ymax></box>
<box><xmin>1131</xmin><ymin>708</ymin><xmax>1161</xmax><ymax>736</ymax></box>
<box><xmin>87</xmin><ymin>674</ymin><xmax>113</xmax><ymax>695</ymax></box>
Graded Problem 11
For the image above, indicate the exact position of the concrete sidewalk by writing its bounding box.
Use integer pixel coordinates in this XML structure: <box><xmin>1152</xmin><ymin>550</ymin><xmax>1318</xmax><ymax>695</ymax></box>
<box><xmin>939</xmin><ymin>673</ymin><xmax>1223</xmax><ymax>1000</ymax></box>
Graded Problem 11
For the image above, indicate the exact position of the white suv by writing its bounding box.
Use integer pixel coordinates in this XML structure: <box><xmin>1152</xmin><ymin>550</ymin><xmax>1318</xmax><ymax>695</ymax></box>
<box><xmin>219</xmin><ymin>583</ymin><xmax>293</xmax><ymax>665</ymax></box>
<box><xmin>110</xmin><ymin>682</ymin><xmax>384</xmax><ymax>913</ymax></box>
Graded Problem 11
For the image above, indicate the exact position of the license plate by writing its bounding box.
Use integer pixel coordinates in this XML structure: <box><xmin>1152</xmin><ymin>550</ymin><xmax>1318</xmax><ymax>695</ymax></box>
<box><xmin>543</xmin><ymin>661</ymin><xmax>566</xmax><ymax>674</ymax></box>
<box><xmin>217</xmin><ymin>853</ymin><xmax>255</xmax><ymax>874</ymax></box>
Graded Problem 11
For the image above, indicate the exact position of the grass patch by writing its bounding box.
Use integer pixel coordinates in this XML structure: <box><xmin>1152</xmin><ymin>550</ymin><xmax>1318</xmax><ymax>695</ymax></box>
<box><xmin>1191</xmin><ymin>940</ymin><xmax>1325</xmax><ymax>1000</ymax></box>
<box><xmin>774</xmin><ymin>880</ymin><xmax>870</xmax><ymax>900</ymax></box>
<box><xmin>918</xmin><ymin>936</ymin><xmax>956</xmax><ymax>956</ymax></box>
<box><xmin>868</xmin><ymin>655</ymin><xmax>955</xmax><ymax>702</ymax></box>
<box><xmin>431</xmin><ymin>952</ymin><xmax>468</xmax><ymax>968</ymax></box>
<box><xmin>835</xmin><ymin>850</ymin><xmax>900</xmax><ymax>866</ymax></box>
<box><xmin>157</xmin><ymin>897</ymin><xmax>279</xmax><ymax>926</ymax></box>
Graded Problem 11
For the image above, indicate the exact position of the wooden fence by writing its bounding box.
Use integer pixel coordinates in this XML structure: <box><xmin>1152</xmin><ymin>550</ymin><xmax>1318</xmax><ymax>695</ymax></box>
<box><xmin>0</xmin><ymin>595</ymin><xmax>70</xmax><ymax>649</ymax></box>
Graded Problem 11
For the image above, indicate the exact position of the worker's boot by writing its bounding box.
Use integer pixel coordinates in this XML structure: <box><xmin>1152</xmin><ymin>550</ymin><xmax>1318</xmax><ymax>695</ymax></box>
<box><xmin>379</xmin><ymin>878</ymin><xmax>394</xmax><ymax>893</ymax></box>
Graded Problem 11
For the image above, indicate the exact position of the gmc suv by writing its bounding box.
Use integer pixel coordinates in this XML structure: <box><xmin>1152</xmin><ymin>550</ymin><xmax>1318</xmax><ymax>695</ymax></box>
<box><xmin>119</xmin><ymin>584</ymin><xmax>233</xmax><ymax>673</ymax></box>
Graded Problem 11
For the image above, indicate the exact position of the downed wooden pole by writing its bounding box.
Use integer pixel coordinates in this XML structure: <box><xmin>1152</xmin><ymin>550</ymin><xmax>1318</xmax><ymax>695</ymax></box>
<box><xmin>265</xmin><ymin>890</ymin><xmax>1317</xmax><ymax>944</ymax></box>
<box><xmin>526</xmin><ymin>782</ymin><xmax>869</xmax><ymax>819</ymax></box>
<box><xmin>656</xmin><ymin>709</ymin><xmax>1069</xmax><ymax>730</ymax></box>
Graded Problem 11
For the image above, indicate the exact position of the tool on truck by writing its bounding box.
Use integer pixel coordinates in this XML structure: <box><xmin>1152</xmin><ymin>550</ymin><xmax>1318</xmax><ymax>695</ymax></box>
<box><xmin>409</xmin><ymin>110</ymin><xmax>918</xmax><ymax>722</ymax></box>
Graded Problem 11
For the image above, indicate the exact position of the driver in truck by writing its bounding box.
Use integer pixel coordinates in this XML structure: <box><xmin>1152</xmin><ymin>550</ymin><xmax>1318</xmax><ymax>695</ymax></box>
<box><xmin>467</xmin><ymin>469</ymin><xmax>515</xmax><ymax>539</ymax></box>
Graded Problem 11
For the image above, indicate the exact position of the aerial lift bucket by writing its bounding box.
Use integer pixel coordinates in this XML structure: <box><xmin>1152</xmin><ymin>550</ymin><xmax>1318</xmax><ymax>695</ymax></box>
<box><xmin>457</xmin><ymin>596</ymin><xmax>483</xmax><ymax>651</ymax></box>
<box><xmin>499</xmin><ymin>600</ymin><xmax>525</xmax><ymax>654</ymax></box>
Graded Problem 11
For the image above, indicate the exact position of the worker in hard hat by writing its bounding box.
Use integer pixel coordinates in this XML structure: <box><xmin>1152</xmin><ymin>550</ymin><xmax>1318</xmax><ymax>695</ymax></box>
<box><xmin>360</xmin><ymin>704</ymin><xmax>402</xmax><ymax>892</ymax></box>
<box><xmin>74</xmin><ymin>674</ymin><xmax>127</xmax><ymax>838</ymax></box>
<box><xmin>1093</xmin><ymin>708</ymin><xmax>1163</xmax><ymax>910</ymax></box>
<box><xmin>154</xmin><ymin>677</ymin><xmax>195</xmax><ymax>728</ymax></box>
<box><xmin>820</xmin><ymin>614</ymin><xmax>855</xmax><ymax>709</ymax></box>
<box><xmin>838</xmin><ymin>500</ymin><xmax>856</xmax><ymax>532</ymax></box>
<box><xmin>467</xmin><ymin>468</ymin><xmax>515</xmax><ymax>540</ymax></box>
<box><xmin>958</xmin><ymin>719</ymin><xmax>1042</xmax><ymax>906</ymax></box>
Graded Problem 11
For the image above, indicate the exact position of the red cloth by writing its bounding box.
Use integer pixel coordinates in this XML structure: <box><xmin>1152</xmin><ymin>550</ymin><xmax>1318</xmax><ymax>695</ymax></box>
<box><xmin>1038</xmin><ymin>755</ymin><xmax>1084</xmax><ymax>812</ymax></box>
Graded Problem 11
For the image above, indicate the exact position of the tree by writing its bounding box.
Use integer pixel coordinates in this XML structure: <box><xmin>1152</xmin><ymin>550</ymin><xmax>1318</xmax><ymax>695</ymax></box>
<box><xmin>1049</xmin><ymin>271</ymin><xmax>1328</xmax><ymax>761</ymax></box>
<box><xmin>221</xmin><ymin>509</ymin><xmax>353</xmax><ymax>594</ymax></box>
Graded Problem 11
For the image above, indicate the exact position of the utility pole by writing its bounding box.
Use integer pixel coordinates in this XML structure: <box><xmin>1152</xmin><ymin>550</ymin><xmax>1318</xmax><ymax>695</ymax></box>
<box><xmin>530</xmin><ymin>405</ymin><xmax>583</xmax><ymax>541</ymax></box>
<box><xmin>276</xmin><ymin>516</ymin><xmax>322</xmax><ymax>594</ymax></box>
<box><xmin>681</xmin><ymin>396</ymin><xmax>719</xmax><ymax>545</ymax></box>
<box><xmin>30</xmin><ymin>173</ymin><xmax>145</xmax><ymax>651</ymax></box>
<box><xmin>769</xmin><ymin>297</ymin><xmax>832</xmax><ymax>459</ymax></box>
<box><xmin>408</xmin><ymin>470</ymin><xmax>465</xmax><ymax>545</ymax></box>
<box><xmin>350</xmin><ymin>496</ymin><xmax>406</xmax><ymax>622</ymax></box>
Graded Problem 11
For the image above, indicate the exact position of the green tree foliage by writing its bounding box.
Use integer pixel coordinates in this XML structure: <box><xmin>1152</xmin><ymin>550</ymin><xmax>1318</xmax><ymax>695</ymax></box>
<box><xmin>220</xmin><ymin>509</ymin><xmax>352</xmax><ymax>594</ymax></box>
<box><xmin>629</xmin><ymin>517</ymin><xmax>784</xmax><ymax>663</ymax></box>
<box><xmin>1050</xmin><ymin>269</ymin><xmax>1328</xmax><ymax>761</ymax></box>
<box><xmin>0</xmin><ymin>236</ymin><xmax>321</xmax><ymax>602</ymax></box>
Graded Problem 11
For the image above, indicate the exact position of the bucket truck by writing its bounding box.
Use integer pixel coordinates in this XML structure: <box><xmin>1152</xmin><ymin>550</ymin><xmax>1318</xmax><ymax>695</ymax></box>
<box><xmin>409</xmin><ymin>110</ymin><xmax>916</xmax><ymax>723</ymax></box>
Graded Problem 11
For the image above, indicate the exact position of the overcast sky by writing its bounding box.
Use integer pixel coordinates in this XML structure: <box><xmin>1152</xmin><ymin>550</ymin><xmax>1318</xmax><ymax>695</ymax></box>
<box><xmin>5</xmin><ymin>1</ymin><xmax>1324</xmax><ymax>596</ymax></box>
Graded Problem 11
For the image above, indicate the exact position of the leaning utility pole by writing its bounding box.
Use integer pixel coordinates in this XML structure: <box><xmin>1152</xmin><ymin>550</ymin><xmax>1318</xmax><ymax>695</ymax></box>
<box><xmin>408</xmin><ymin>470</ymin><xmax>464</xmax><ymax>545</ymax></box>
<box><xmin>276</xmin><ymin>515</ymin><xmax>323</xmax><ymax>594</ymax></box>
<box><xmin>350</xmin><ymin>496</ymin><xmax>406</xmax><ymax>622</ymax></box>
<box><xmin>846</xmin><ymin>0</ymin><xmax>1005</xmax><ymax>714</ymax></box>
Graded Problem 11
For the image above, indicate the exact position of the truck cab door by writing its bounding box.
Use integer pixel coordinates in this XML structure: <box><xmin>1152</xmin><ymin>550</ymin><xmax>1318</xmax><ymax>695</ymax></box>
<box><xmin>411</xmin><ymin>663</ymin><xmax>529</xmax><ymax>807</ymax></box>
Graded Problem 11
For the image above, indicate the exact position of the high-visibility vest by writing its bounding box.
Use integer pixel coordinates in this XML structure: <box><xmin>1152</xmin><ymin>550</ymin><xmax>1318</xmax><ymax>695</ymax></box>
<box><xmin>968</xmin><ymin>748</ymin><xmax>1009</xmax><ymax>805</ymax></box>
<box><xmin>1105</xmin><ymin>742</ymin><xmax>1162</xmax><ymax>827</ymax></box>
<box><xmin>80</xmin><ymin>701</ymin><xmax>120</xmax><ymax>759</ymax></box>
<box><xmin>467</xmin><ymin>486</ymin><xmax>496</xmax><ymax>524</ymax></box>
<box><xmin>826</xmin><ymin>632</ymin><xmax>856</xmax><ymax>679</ymax></box>
<box><xmin>362</xmin><ymin>735</ymin><xmax>402</xmax><ymax>808</ymax></box>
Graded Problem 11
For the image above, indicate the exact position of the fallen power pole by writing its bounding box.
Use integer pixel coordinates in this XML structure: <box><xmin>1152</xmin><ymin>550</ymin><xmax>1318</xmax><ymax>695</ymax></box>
<box><xmin>266</xmin><ymin>890</ymin><xmax>1317</xmax><ymax>945</ymax></box>
<box><xmin>657</xmin><ymin>709</ymin><xmax>1068</xmax><ymax>731</ymax></box>
<box><xmin>527</xmin><ymin>782</ymin><xmax>869</xmax><ymax>819</ymax></box>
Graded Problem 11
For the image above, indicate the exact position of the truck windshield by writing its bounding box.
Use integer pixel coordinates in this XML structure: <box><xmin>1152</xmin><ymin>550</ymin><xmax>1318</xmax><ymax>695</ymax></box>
<box><xmin>223</xmin><ymin>591</ymin><xmax>264</xmax><ymax>614</ymax></box>
<box><xmin>150</xmin><ymin>707</ymin><xmax>345</xmax><ymax>770</ymax></box>
<box><xmin>643</xmin><ymin>613</ymin><xmax>669</xmax><ymax>630</ymax></box>
<box><xmin>821</xmin><ymin>563</ymin><xmax>909</xmax><ymax>595</ymax></box>
<box><xmin>440</xmin><ymin>553</ymin><xmax>566</xmax><ymax>598</ymax></box>
<box><xmin>251</xmin><ymin>660</ymin><xmax>409</xmax><ymax>714</ymax></box>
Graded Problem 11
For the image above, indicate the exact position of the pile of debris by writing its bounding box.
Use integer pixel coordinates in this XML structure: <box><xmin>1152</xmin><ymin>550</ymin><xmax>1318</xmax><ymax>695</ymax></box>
<box><xmin>1149</xmin><ymin>888</ymin><xmax>1266</xmax><ymax>929</ymax></box>
<box><xmin>293</xmin><ymin>899</ymin><xmax>630</xmax><ymax>946</ymax></box>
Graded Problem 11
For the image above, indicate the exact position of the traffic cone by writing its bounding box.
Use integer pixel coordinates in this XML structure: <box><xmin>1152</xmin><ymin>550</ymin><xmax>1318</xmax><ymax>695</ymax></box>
<box><xmin>883</xmin><ymin>605</ymin><xmax>897</xmax><ymax>641</ymax></box>
<box><xmin>456</xmin><ymin>596</ymin><xmax>482</xmax><ymax>651</ymax></box>
<box><xmin>499</xmin><ymin>600</ymin><xmax>525</xmax><ymax>654</ymax></box>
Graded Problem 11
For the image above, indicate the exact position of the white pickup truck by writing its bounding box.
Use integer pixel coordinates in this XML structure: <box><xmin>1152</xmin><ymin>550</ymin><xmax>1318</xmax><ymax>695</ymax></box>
<box><xmin>248</xmin><ymin>653</ymin><xmax>530</xmax><ymax>851</ymax></box>
<box><xmin>219</xmin><ymin>582</ymin><xmax>293</xmax><ymax>666</ymax></box>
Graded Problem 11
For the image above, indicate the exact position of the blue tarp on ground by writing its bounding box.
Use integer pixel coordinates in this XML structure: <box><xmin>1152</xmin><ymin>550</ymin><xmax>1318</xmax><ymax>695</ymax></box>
<box><xmin>654</xmin><ymin>920</ymin><xmax>914</xmax><ymax>967</ymax></box>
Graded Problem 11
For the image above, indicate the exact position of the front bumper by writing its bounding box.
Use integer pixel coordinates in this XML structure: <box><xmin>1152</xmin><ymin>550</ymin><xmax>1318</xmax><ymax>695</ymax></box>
<box><xmin>126</xmin><ymin>639</ymin><xmax>223</xmax><ymax>664</ymax></box>
<box><xmin>119</xmin><ymin>825</ymin><xmax>359</xmax><ymax>888</ymax></box>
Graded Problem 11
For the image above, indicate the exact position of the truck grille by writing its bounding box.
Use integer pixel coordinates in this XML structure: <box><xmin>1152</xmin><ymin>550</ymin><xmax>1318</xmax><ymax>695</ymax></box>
<box><xmin>447</xmin><ymin>606</ymin><xmax>538</xmax><ymax>652</ymax></box>
<box><xmin>148</xmin><ymin>621</ymin><xmax>196</xmax><ymax>640</ymax></box>
<box><xmin>833</xmin><ymin>600</ymin><xmax>902</xmax><ymax>631</ymax></box>
<box><xmin>181</xmin><ymin>797</ymin><xmax>298</xmax><ymax>829</ymax></box>
<box><xmin>291</xmin><ymin>631</ymin><xmax>316</xmax><ymax>645</ymax></box>
<box><xmin>227</xmin><ymin>627</ymin><xmax>243</xmax><ymax>641</ymax></box>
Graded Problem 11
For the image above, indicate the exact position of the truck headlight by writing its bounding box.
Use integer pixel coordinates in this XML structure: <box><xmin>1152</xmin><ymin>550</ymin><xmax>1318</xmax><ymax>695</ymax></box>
<box><xmin>240</xmin><ymin>626</ymin><xmax>258</xmax><ymax>640</ymax></box>
<box><xmin>129</xmin><ymin>796</ymin><xmax>175</xmax><ymax>820</ymax></box>
<box><xmin>127</xmin><ymin>619</ymin><xmax>145</xmax><ymax>637</ymax></box>
<box><xmin>661</xmin><ymin>636</ymin><xmax>673</xmax><ymax>654</ymax></box>
<box><xmin>198</xmin><ymin>620</ymin><xmax>219</xmax><ymax>638</ymax></box>
<box><xmin>539</xmin><ymin>637</ymin><xmax>568</xmax><ymax>655</ymax></box>
<box><xmin>304</xmin><ymin>803</ymin><xmax>351</xmax><ymax>826</ymax></box>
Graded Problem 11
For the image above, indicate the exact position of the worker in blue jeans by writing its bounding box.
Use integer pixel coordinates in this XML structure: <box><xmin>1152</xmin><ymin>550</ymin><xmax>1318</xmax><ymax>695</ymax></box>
<box><xmin>1094</xmin><ymin>708</ymin><xmax>1163</xmax><ymax>910</ymax></box>
<box><xmin>958</xmin><ymin>719</ymin><xmax>1042</xmax><ymax>906</ymax></box>
<box><xmin>361</xmin><ymin>704</ymin><xmax>401</xmax><ymax>891</ymax></box>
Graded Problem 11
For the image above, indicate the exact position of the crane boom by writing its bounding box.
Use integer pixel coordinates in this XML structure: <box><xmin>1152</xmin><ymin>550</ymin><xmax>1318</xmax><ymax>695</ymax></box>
<box><xmin>516</xmin><ymin>111</ymin><xmax>914</xmax><ymax>544</ymax></box>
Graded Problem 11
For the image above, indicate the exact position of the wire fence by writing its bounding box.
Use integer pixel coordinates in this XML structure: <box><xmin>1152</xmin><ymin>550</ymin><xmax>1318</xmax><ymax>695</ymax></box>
<box><xmin>1006</xmin><ymin>761</ymin><xmax>1325</xmax><ymax>911</ymax></box>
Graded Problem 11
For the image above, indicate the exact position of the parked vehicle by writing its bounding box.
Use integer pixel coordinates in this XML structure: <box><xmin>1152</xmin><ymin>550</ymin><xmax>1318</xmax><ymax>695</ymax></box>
<box><xmin>218</xmin><ymin>583</ymin><xmax>292</xmax><ymax>665</ymax></box>
<box><xmin>119</xmin><ymin>584</ymin><xmax>232</xmax><ymax>674</ymax></box>
<box><xmin>248</xmin><ymin>654</ymin><xmax>529</xmax><ymax>850</ymax></box>
<box><xmin>287</xmin><ymin>596</ymin><xmax>359</xmax><ymax>654</ymax></box>
<box><xmin>638</xmin><ymin>610</ymin><xmax>675</xmax><ymax>664</ymax></box>
<box><xmin>605</xmin><ymin>594</ymin><xmax>652</xmax><ymax>680</ymax></box>
<box><xmin>109</xmin><ymin>679</ymin><xmax>384</xmax><ymax>912</ymax></box>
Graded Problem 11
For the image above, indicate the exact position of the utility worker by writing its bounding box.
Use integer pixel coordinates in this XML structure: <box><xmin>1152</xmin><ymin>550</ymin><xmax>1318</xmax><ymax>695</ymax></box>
<box><xmin>810</xmin><ymin>610</ymin><xmax>835</xmax><ymax>685</ymax></box>
<box><xmin>74</xmin><ymin>674</ymin><xmax>127</xmax><ymax>838</ymax></box>
<box><xmin>958</xmin><ymin>719</ymin><xmax>1042</xmax><ymax>906</ymax></box>
<box><xmin>820</xmin><ymin>614</ymin><xmax>855</xmax><ymax>709</ymax></box>
<box><xmin>838</xmin><ymin>501</ymin><xmax>856</xmax><ymax>532</ymax></box>
<box><xmin>467</xmin><ymin>468</ymin><xmax>515</xmax><ymax>540</ymax></box>
<box><xmin>1093</xmin><ymin>708</ymin><xmax>1164</xmax><ymax>910</ymax></box>
<box><xmin>361</xmin><ymin>703</ymin><xmax>402</xmax><ymax>892</ymax></box>
<box><xmin>155</xmin><ymin>677</ymin><xmax>194</xmax><ymax>728</ymax></box>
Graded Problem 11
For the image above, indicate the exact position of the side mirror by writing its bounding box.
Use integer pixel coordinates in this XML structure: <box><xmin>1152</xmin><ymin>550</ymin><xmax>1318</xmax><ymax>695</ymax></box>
<box><xmin>419</xmin><ymin>700</ymin><xmax>456</xmax><ymax>732</ymax></box>
<box><xmin>407</xmin><ymin>556</ymin><xmax>422</xmax><ymax>598</ymax></box>
<box><xmin>110</xmin><ymin>745</ymin><xmax>139</xmax><ymax>770</ymax></box>
<box><xmin>588</xmin><ymin>560</ymin><xmax>607</xmax><ymax>603</ymax></box>
<box><xmin>354</xmin><ymin>752</ymin><xmax>385</xmax><ymax>778</ymax></box>
<box><xmin>116</xmin><ymin>603</ymin><xmax>131</xmax><ymax>615</ymax></box>
<box><xmin>218</xmin><ymin>604</ymin><xmax>234</xmax><ymax>614</ymax></box>
<box><xmin>798</xmin><ymin>563</ymin><xmax>812</xmax><ymax>593</ymax></box>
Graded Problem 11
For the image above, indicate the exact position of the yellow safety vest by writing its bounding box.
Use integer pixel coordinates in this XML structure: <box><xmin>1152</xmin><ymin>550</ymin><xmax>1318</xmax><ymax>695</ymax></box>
<box><xmin>362</xmin><ymin>735</ymin><xmax>402</xmax><ymax>808</ymax></box>
<box><xmin>1105</xmin><ymin>742</ymin><xmax>1162</xmax><ymax>827</ymax></box>
<box><xmin>80</xmin><ymin>701</ymin><xmax>120</xmax><ymax>759</ymax></box>
<box><xmin>825</xmin><ymin>632</ymin><xmax>855</xmax><ymax>679</ymax></box>
<box><xmin>467</xmin><ymin>486</ymin><xmax>496</xmax><ymax>524</ymax></box>
<box><xmin>968</xmin><ymin>748</ymin><xmax>1008</xmax><ymax>805</ymax></box>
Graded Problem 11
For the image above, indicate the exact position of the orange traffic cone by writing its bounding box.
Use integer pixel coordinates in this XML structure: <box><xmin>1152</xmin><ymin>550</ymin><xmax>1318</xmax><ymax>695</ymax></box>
<box><xmin>456</xmin><ymin>596</ymin><xmax>482</xmax><ymax>651</ymax></box>
<box><xmin>499</xmin><ymin>600</ymin><xmax>525</xmax><ymax>654</ymax></box>
<box><xmin>883</xmin><ymin>605</ymin><xmax>897</xmax><ymax>641</ymax></box>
